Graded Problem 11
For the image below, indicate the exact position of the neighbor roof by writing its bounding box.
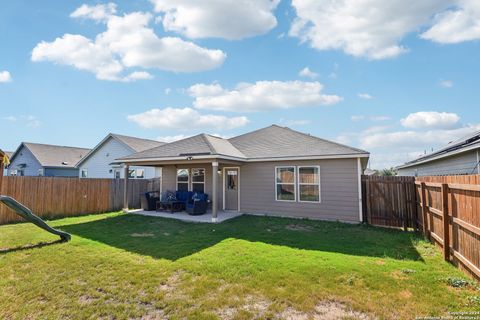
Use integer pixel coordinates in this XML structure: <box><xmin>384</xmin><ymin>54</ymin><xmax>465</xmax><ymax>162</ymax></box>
<box><xmin>10</xmin><ymin>143</ymin><xmax>90</xmax><ymax>168</ymax></box>
<box><xmin>112</xmin><ymin>134</ymin><xmax>164</xmax><ymax>153</ymax></box>
<box><xmin>397</xmin><ymin>129</ymin><xmax>480</xmax><ymax>169</ymax></box>
<box><xmin>76</xmin><ymin>133</ymin><xmax>165</xmax><ymax>167</ymax></box>
<box><xmin>119</xmin><ymin>125</ymin><xmax>369</xmax><ymax>162</ymax></box>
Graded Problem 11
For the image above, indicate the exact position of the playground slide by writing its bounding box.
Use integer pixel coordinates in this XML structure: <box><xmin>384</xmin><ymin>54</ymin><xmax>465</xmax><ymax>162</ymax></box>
<box><xmin>0</xmin><ymin>196</ymin><xmax>71</xmax><ymax>241</ymax></box>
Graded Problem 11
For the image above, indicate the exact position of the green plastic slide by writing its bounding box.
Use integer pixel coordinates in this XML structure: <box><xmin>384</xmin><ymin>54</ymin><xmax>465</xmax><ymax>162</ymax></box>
<box><xmin>0</xmin><ymin>196</ymin><xmax>71</xmax><ymax>241</ymax></box>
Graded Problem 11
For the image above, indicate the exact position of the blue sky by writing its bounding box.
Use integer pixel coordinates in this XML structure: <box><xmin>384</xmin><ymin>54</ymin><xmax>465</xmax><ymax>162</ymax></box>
<box><xmin>1</xmin><ymin>0</ymin><xmax>479</xmax><ymax>169</ymax></box>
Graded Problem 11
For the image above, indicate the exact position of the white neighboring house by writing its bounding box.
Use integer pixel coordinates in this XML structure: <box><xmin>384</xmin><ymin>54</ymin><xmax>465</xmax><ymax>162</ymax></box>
<box><xmin>76</xmin><ymin>134</ymin><xmax>164</xmax><ymax>179</ymax></box>
<box><xmin>397</xmin><ymin>130</ymin><xmax>480</xmax><ymax>176</ymax></box>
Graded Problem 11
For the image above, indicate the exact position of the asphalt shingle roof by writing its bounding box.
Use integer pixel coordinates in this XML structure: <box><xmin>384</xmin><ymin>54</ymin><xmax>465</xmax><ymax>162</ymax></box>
<box><xmin>229</xmin><ymin>125</ymin><xmax>368</xmax><ymax>159</ymax></box>
<box><xmin>112</xmin><ymin>134</ymin><xmax>164</xmax><ymax>152</ymax></box>
<box><xmin>398</xmin><ymin>129</ymin><xmax>480</xmax><ymax>168</ymax></box>
<box><xmin>120</xmin><ymin>125</ymin><xmax>368</xmax><ymax>161</ymax></box>
<box><xmin>20</xmin><ymin>143</ymin><xmax>91</xmax><ymax>168</ymax></box>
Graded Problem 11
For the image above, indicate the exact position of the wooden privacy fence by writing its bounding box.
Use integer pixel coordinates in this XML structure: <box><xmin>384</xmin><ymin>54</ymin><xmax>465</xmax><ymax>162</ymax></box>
<box><xmin>0</xmin><ymin>176</ymin><xmax>161</xmax><ymax>225</ymax></box>
<box><xmin>361</xmin><ymin>175</ymin><xmax>417</xmax><ymax>230</ymax></box>
<box><xmin>415</xmin><ymin>175</ymin><xmax>480</xmax><ymax>280</ymax></box>
<box><xmin>363</xmin><ymin>174</ymin><xmax>480</xmax><ymax>280</ymax></box>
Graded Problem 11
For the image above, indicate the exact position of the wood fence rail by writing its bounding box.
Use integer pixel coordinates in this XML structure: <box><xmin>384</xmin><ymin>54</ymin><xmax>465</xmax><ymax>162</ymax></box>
<box><xmin>0</xmin><ymin>176</ymin><xmax>161</xmax><ymax>225</ymax></box>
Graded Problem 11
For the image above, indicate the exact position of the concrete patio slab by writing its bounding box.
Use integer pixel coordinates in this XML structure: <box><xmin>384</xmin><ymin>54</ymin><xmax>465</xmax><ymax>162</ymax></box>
<box><xmin>129</xmin><ymin>209</ymin><xmax>243</xmax><ymax>223</ymax></box>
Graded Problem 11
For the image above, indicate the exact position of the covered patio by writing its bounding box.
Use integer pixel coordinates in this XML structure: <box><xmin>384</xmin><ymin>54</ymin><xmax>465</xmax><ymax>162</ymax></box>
<box><xmin>129</xmin><ymin>208</ymin><xmax>243</xmax><ymax>223</ymax></box>
<box><xmin>120</xmin><ymin>156</ymin><xmax>244</xmax><ymax>223</ymax></box>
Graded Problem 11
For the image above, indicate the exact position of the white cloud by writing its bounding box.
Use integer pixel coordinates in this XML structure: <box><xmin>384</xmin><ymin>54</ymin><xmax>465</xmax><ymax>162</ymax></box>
<box><xmin>31</xmin><ymin>8</ymin><xmax>226</xmax><ymax>81</ymax></box>
<box><xmin>156</xmin><ymin>134</ymin><xmax>191</xmax><ymax>143</ymax></box>
<box><xmin>358</xmin><ymin>93</ymin><xmax>373</xmax><ymax>99</ymax></box>
<box><xmin>188</xmin><ymin>80</ymin><xmax>342</xmax><ymax>112</ymax></box>
<box><xmin>3</xmin><ymin>116</ymin><xmax>16</xmax><ymax>122</ymax></box>
<box><xmin>351</xmin><ymin>115</ymin><xmax>365</xmax><ymax>122</ymax></box>
<box><xmin>164</xmin><ymin>88</ymin><xmax>172</xmax><ymax>95</ymax></box>
<box><xmin>421</xmin><ymin>0</ymin><xmax>480</xmax><ymax>44</ymax></box>
<box><xmin>289</xmin><ymin>0</ymin><xmax>450</xmax><ymax>59</ymax></box>
<box><xmin>299</xmin><ymin>67</ymin><xmax>318</xmax><ymax>79</ymax></box>
<box><xmin>150</xmin><ymin>0</ymin><xmax>279</xmax><ymax>40</ymax></box>
<box><xmin>400</xmin><ymin>111</ymin><xmax>460</xmax><ymax>129</ymax></box>
<box><xmin>127</xmin><ymin>107</ymin><xmax>249</xmax><ymax>130</ymax></box>
<box><xmin>439</xmin><ymin>80</ymin><xmax>454</xmax><ymax>88</ymax></box>
<box><xmin>25</xmin><ymin>115</ymin><xmax>41</xmax><ymax>128</ymax></box>
<box><xmin>0</xmin><ymin>71</ymin><xmax>12</xmax><ymax>83</ymax></box>
<box><xmin>360</xmin><ymin>125</ymin><xmax>480</xmax><ymax>149</ymax></box>
<box><xmin>70</xmin><ymin>3</ymin><xmax>117</xmax><ymax>22</ymax></box>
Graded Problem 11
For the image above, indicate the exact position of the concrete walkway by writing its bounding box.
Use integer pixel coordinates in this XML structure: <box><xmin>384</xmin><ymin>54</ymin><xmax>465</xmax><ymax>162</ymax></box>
<box><xmin>129</xmin><ymin>209</ymin><xmax>243</xmax><ymax>223</ymax></box>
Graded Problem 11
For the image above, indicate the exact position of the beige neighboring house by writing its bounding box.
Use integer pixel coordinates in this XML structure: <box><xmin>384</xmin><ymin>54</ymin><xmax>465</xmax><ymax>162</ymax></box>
<box><xmin>116</xmin><ymin>125</ymin><xmax>370</xmax><ymax>223</ymax></box>
<box><xmin>397</xmin><ymin>130</ymin><xmax>480</xmax><ymax>176</ymax></box>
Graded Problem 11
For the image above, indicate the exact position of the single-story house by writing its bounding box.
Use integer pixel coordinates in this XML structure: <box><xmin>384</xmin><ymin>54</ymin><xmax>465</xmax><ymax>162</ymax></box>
<box><xmin>397</xmin><ymin>130</ymin><xmax>480</xmax><ymax>176</ymax></box>
<box><xmin>116</xmin><ymin>125</ymin><xmax>370</xmax><ymax>223</ymax></box>
<box><xmin>7</xmin><ymin>143</ymin><xmax>90</xmax><ymax>177</ymax></box>
<box><xmin>76</xmin><ymin>133</ymin><xmax>164</xmax><ymax>179</ymax></box>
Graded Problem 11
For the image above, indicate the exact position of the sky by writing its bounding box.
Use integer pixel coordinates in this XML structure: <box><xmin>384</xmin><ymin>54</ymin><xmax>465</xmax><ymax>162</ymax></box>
<box><xmin>1</xmin><ymin>0</ymin><xmax>479</xmax><ymax>169</ymax></box>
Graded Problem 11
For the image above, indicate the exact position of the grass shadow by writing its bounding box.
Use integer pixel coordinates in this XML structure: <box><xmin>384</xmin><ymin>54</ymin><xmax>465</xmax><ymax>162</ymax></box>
<box><xmin>60</xmin><ymin>214</ymin><xmax>423</xmax><ymax>261</ymax></box>
<box><xmin>0</xmin><ymin>239</ymin><xmax>65</xmax><ymax>254</ymax></box>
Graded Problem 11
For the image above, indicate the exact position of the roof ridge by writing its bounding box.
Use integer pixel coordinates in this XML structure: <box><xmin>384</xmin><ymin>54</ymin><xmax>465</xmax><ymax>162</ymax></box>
<box><xmin>281</xmin><ymin>126</ymin><xmax>369</xmax><ymax>154</ymax></box>
<box><xmin>229</xmin><ymin>124</ymin><xmax>278</xmax><ymax>141</ymax></box>
<box><xmin>23</xmin><ymin>142</ymin><xmax>90</xmax><ymax>150</ymax></box>
<box><xmin>110</xmin><ymin>133</ymin><xmax>163</xmax><ymax>144</ymax></box>
<box><xmin>201</xmin><ymin>134</ymin><xmax>218</xmax><ymax>154</ymax></box>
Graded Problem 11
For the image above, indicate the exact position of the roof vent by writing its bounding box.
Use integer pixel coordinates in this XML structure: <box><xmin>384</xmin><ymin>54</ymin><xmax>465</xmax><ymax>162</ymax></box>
<box><xmin>62</xmin><ymin>161</ymin><xmax>68</xmax><ymax>165</ymax></box>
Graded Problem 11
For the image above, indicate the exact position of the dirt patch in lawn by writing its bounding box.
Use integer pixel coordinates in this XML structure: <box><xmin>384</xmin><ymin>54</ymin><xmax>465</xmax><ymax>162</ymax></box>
<box><xmin>216</xmin><ymin>297</ymin><xmax>375</xmax><ymax>320</ymax></box>
<box><xmin>131</xmin><ymin>233</ymin><xmax>155</xmax><ymax>238</ymax></box>
<box><xmin>285</xmin><ymin>224</ymin><xmax>315</xmax><ymax>232</ymax></box>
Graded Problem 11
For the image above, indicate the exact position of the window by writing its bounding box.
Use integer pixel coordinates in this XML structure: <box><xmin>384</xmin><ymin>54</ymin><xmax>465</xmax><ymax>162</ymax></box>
<box><xmin>81</xmin><ymin>169</ymin><xmax>88</xmax><ymax>178</ymax></box>
<box><xmin>192</xmin><ymin>168</ymin><xmax>205</xmax><ymax>193</ymax></box>
<box><xmin>177</xmin><ymin>169</ymin><xmax>189</xmax><ymax>191</ymax></box>
<box><xmin>128</xmin><ymin>169</ymin><xmax>136</xmax><ymax>179</ymax></box>
<box><xmin>298</xmin><ymin>166</ymin><xmax>321</xmax><ymax>202</ymax></box>
<box><xmin>114</xmin><ymin>170</ymin><xmax>121</xmax><ymax>179</ymax></box>
<box><xmin>275</xmin><ymin>166</ymin><xmax>296</xmax><ymax>201</ymax></box>
<box><xmin>136</xmin><ymin>169</ymin><xmax>145</xmax><ymax>179</ymax></box>
<box><xmin>38</xmin><ymin>169</ymin><xmax>44</xmax><ymax>176</ymax></box>
<box><xmin>227</xmin><ymin>170</ymin><xmax>238</xmax><ymax>190</ymax></box>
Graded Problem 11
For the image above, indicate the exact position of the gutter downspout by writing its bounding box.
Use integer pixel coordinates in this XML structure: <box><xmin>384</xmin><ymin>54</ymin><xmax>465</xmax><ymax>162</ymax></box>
<box><xmin>357</xmin><ymin>158</ymin><xmax>363</xmax><ymax>223</ymax></box>
<box><xmin>477</xmin><ymin>149</ymin><xmax>480</xmax><ymax>174</ymax></box>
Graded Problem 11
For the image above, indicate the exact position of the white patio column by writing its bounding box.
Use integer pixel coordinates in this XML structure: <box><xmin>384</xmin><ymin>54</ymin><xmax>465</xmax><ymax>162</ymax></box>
<box><xmin>123</xmin><ymin>164</ymin><xmax>129</xmax><ymax>213</ymax></box>
<box><xmin>211</xmin><ymin>161</ymin><xmax>219</xmax><ymax>223</ymax></box>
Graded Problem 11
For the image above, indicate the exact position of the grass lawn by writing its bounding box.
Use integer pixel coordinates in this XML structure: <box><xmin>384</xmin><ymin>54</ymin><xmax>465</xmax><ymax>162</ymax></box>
<box><xmin>0</xmin><ymin>212</ymin><xmax>479</xmax><ymax>319</ymax></box>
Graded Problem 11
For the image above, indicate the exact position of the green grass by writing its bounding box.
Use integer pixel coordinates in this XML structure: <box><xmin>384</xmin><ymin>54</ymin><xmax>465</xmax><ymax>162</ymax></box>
<box><xmin>0</xmin><ymin>212</ymin><xmax>478</xmax><ymax>319</ymax></box>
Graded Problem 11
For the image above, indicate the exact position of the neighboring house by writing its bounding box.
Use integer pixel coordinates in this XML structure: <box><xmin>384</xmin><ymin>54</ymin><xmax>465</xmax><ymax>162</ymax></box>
<box><xmin>76</xmin><ymin>133</ymin><xmax>164</xmax><ymax>179</ymax></box>
<box><xmin>7</xmin><ymin>143</ymin><xmax>90</xmax><ymax>177</ymax></box>
<box><xmin>117</xmin><ymin>125</ymin><xmax>370</xmax><ymax>223</ymax></box>
<box><xmin>2</xmin><ymin>151</ymin><xmax>12</xmax><ymax>176</ymax></box>
<box><xmin>397</xmin><ymin>130</ymin><xmax>480</xmax><ymax>176</ymax></box>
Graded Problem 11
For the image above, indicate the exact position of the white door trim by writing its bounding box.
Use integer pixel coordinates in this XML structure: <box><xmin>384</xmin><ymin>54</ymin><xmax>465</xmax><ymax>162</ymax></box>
<box><xmin>223</xmin><ymin>166</ymin><xmax>241</xmax><ymax>212</ymax></box>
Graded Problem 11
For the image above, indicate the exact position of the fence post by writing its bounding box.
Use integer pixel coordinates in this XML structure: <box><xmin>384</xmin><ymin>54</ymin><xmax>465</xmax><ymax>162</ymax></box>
<box><xmin>441</xmin><ymin>183</ymin><xmax>450</xmax><ymax>261</ymax></box>
<box><xmin>421</xmin><ymin>182</ymin><xmax>429</xmax><ymax>239</ymax></box>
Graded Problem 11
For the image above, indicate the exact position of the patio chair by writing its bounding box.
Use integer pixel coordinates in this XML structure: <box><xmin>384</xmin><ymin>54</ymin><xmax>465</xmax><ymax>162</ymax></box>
<box><xmin>186</xmin><ymin>193</ymin><xmax>208</xmax><ymax>215</ymax></box>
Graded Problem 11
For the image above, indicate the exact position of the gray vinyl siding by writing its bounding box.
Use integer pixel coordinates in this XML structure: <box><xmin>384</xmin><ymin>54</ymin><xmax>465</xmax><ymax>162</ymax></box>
<box><xmin>44</xmin><ymin>167</ymin><xmax>79</xmax><ymax>177</ymax></box>
<box><xmin>7</xmin><ymin>145</ymin><xmax>42</xmax><ymax>176</ymax></box>
<box><xmin>239</xmin><ymin>159</ymin><xmax>361</xmax><ymax>223</ymax></box>
<box><xmin>397</xmin><ymin>150</ymin><xmax>479</xmax><ymax>176</ymax></box>
<box><xmin>79</xmin><ymin>137</ymin><xmax>157</xmax><ymax>179</ymax></box>
<box><xmin>161</xmin><ymin>164</ymin><xmax>223</xmax><ymax>209</ymax></box>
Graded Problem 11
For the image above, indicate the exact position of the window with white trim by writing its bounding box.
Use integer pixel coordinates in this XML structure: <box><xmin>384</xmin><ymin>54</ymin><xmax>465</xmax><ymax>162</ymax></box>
<box><xmin>191</xmin><ymin>168</ymin><xmax>205</xmax><ymax>193</ymax></box>
<box><xmin>81</xmin><ymin>169</ymin><xmax>88</xmax><ymax>178</ymax></box>
<box><xmin>275</xmin><ymin>166</ymin><xmax>296</xmax><ymax>201</ymax></box>
<box><xmin>298</xmin><ymin>166</ymin><xmax>321</xmax><ymax>202</ymax></box>
<box><xmin>177</xmin><ymin>169</ymin><xmax>189</xmax><ymax>191</ymax></box>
